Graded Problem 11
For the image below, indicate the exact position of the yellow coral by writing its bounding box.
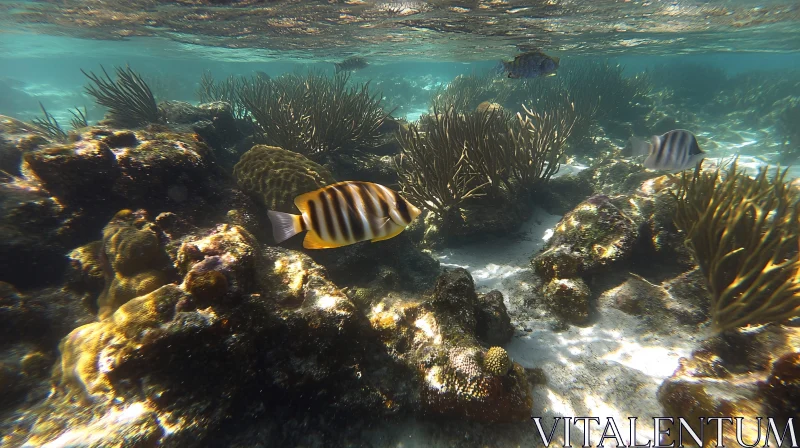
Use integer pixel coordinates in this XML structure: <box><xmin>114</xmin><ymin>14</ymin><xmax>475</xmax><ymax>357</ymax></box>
<box><xmin>233</xmin><ymin>145</ymin><xmax>335</xmax><ymax>213</ymax></box>
<box><xmin>97</xmin><ymin>210</ymin><xmax>170</xmax><ymax>319</ymax></box>
<box><xmin>484</xmin><ymin>346</ymin><xmax>512</xmax><ymax>376</ymax></box>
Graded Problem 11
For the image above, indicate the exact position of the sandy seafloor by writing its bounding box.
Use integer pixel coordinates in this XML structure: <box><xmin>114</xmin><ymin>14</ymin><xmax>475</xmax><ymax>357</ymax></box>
<box><xmin>359</xmin><ymin>146</ymin><xmax>800</xmax><ymax>446</ymax></box>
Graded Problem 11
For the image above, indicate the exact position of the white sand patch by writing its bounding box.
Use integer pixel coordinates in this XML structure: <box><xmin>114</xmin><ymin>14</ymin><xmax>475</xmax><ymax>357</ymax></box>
<box><xmin>423</xmin><ymin>206</ymin><xmax>699</xmax><ymax>446</ymax></box>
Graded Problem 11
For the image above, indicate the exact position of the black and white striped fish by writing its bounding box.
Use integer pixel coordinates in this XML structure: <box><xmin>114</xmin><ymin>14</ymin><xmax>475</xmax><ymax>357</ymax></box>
<box><xmin>629</xmin><ymin>129</ymin><xmax>706</xmax><ymax>172</ymax></box>
<box><xmin>267</xmin><ymin>181</ymin><xmax>422</xmax><ymax>249</ymax></box>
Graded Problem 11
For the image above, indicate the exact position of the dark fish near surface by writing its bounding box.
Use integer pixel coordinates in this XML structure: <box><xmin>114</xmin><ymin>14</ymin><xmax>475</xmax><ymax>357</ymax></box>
<box><xmin>629</xmin><ymin>129</ymin><xmax>705</xmax><ymax>172</ymax></box>
<box><xmin>267</xmin><ymin>181</ymin><xmax>421</xmax><ymax>249</ymax></box>
<box><xmin>334</xmin><ymin>57</ymin><xmax>369</xmax><ymax>73</ymax></box>
<box><xmin>501</xmin><ymin>51</ymin><xmax>559</xmax><ymax>79</ymax></box>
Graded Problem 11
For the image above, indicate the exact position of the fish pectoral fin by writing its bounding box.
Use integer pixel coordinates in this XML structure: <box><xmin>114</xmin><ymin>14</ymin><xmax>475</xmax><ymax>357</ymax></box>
<box><xmin>303</xmin><ymin>230</ymin><xmax>344</xmax><ymax>249</ymax></box>
<box><xmin>371</xmin><ymin>226</ymin><xmax>405</xmax><ymax>243</ymax></box>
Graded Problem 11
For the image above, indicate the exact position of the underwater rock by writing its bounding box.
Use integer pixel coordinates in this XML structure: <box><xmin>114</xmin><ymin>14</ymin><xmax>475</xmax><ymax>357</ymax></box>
<box><xmin>317</xmin><ymin>149</ymin><xmax>398</xmax><ymax>186</ymax></box>
<box><xmin>367</xmin><ymin>268</ymin><xmax>532</xmax><ymax>423</ymax></box>
<box><xmin>577</xmin><ymin>158</ymin><xmax>662</xmax><ymax>196</ymax></box>
<box><xmin>532</xmin><ymin>194</ymin><xmax>638</xmax><ymax>282</ymax></box>
<box><xmin>159</xmin><ymin>100</ymin><xmax>244</xmax><ymax>171</ymax></box>
<box><xmin>657</xmin><ymin>326</ymin><xmax>800</xmax><ymax>445</ymax></box>
<box><xmin>423</xmin><ymin>191</ymin><xmax>530</xmax><ymax>247</ymax></box>
<box><xmin>21</xmin><ymin>126</ymin><xmax>214</xmax><ymax>211</ymax></box>
<box><xmin>306</xmin><ymin>232</ymin><xmax>440</xmax><ymax>293</ymax></box>
<box><xmin>541</xmin><ymin>277</ymin><xmax>592</xmax><ymax>325</ymax></box>
<box><xmin>22</xmin><ymin>139</ymin><xmax>117</xmax><ymax>202</ymax></box>
<box><xmin>598</xmin><ymin>272</ymin><xmax>708</xmax><ymax>329</ymax></box>
<box><xmin>760</xmin><ymin>352</ymin><xmax>800</xmax><ymax>422</ymax></box>
<box><xmin>65</xmin><ymin>240</ymin><xmax>106</xmax><ymax>300</ymax></box>
<box><xmin>0</xmin><ymin>175</ymin><xmax>80</xmax><ymax>287</ymax></box>
<box><xmin>535</xmin><ymin>174</ymin><xmax>595</xmax><ymax>215</ymax></box>
<box><xmin>475</xmin><ymin>290</ymin><xmax>514</xmax><ymax>346</ymax></box>
<box><xmin>233</xmin><ymin>145</ymin><xmax>335</xmax><ymax>214</ymax></box>
<box><xmin>0</xmin><ymin>115</ymin><xmax>51</xmax><ymax>176</ymax></box>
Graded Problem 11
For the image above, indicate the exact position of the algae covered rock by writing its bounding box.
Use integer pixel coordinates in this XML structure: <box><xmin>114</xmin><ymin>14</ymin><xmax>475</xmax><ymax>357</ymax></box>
<box><xmin>542</xmin><ymin>277</ymin><xmax>592</xmax><ymax>325</ymax></box>
<box><xmin>233</xmin><ymin>144</ymin><xmax>335</xmax><ymax>213</ymax></box>
<box><xmin>532</xmin><ymin>194</ymin><xmax>638</xmax><ymax>281</ymax></box>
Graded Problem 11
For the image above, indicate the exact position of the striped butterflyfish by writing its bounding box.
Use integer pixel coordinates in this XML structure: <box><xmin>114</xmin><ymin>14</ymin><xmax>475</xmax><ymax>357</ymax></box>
<box><xmin>629</xmin><ymin>129</ymin><xmax>706</xmax><ymax>172</ymax></box>
<box><xmin>266</xmin><ymin>181</ymin><xmax>422</xmax><ymax>249</ymax></box>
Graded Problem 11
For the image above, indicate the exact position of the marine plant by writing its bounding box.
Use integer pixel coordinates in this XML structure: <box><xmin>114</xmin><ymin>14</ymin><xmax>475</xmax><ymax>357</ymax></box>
<box><xmin>30</xmin><ymin>102</ymin><xmax>68</xmax><ymax>142</ymax></box>
<box><xmin>562</xmin><ymin>59</ymin><xmax>652</xmax><ymax>123</ymax></box>
<box><xmin>196</xmin><ymin>71</ymin><xmax>250</xmax><ymax>119</ymax></box>
<box><xmin>776</xmin><ymin>100</ymin><xmax>800</xmax><ymax>166</ymax></box>
<box><xmin>238</xmin><ymin>71</ymin><xmax>391</xmax><ymax>158</ymax></box>
<box><xmin>396</xmin><ymin>103</ymin><xmax>574</xmax><ymax>220</ymax></box>
<box><xmin>649</xmin><ymin>62</ymin><xmax>728</xmax><ymax>106</ymax></box>
<box><xmin>81</xmin><ymin>65</ymin><xmax>161</xmax><ymax>127</ymax></box>
<box><xmin>431</xmin><ymin>73</ymin><xmax>512</xmax><ymax>113</ymax></box>
<box><xmin>69</xmin><ymin>106</ymin><xmax>88</xmax><ymax>130</ymax></box>
<box><xmin>395</xmin><ymin>108</ymin><xmax>493</xmax><ymax>219</ymax></box>
<box><xmin>672</xmin><ymin>160</ymin><xmax>800</xmax><ymax>334</ymax></box>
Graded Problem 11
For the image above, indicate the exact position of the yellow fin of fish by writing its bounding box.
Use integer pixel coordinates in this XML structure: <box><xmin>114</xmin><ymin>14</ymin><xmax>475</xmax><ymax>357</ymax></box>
<box><xmin>303</xmin><ymin>230</ymin><xmax>346</xmax><ymax>249</ymax></box>
<box><xmin>294</xmin><ymin>189</ymin><xmax>321</xmax><ymax>213</ymax></box>
<box><xmin>371</xmin><ymin>223</ymin><xmax>405</xmax><ymax>243</ymax></box>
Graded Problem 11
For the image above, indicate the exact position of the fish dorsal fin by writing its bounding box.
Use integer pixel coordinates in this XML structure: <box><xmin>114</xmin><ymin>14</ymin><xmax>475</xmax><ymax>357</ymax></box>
<box><xmin>294</xmin><ymin>189</ymin><xmax>321</xmax><ymax>214</ymax></box>
<box><xmin>552</xmin><ymin>56</ymin><xmax>560</xmax><ymax>64</ymax></box>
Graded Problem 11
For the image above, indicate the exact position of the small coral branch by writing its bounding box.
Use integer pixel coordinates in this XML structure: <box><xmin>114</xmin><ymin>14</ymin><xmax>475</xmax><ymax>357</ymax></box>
<box><xmin>69</xmin><ymin>106</ymin><xmax>88</xmax><ymax>130</ymax></box>
<box><xmin>238</xmin><ymin>71</ymin><xmax>391</xmax><ymax>157</ymax></box>
<box><xmin>31</xmin><ymin>102</ymin><xmax>68</xmax><ymax>142</ymax></box>
<box><xmin>81</xmin><ymin>65</ymin><xmax>161</xmax><ymax>127</ymax></box>
<box><xmin>673</xmin><ymin>160</ymin><xmax>800</xmax><ymax>333</ymax></box>
<box><xmin>510</xmin><ymin>102</ymin><xmax>575</xmax><ymax>189</ymax></box>
<box><xmin>395</xmin><ymin>108</ymin><xmax>489</xmax><ymax>217</ymax></box>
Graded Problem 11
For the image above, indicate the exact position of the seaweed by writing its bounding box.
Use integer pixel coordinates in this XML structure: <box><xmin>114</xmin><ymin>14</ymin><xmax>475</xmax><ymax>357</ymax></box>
<box><xmin>30</xmin><ymin>102</ymin><xmax>68</xmax><ymax>142</ymax></box>
<box><xmin>396</xmin><ymin>102</ymin><xmax>574</xmax><ymax>220</ymax></box>
<box><xmin>238</xmin><ymin>71</ymin><xmax>391</xmax><ymax>157</ymax></box>
<box><xmin>69</xmin><ymin>106</ymin><xmax>89</xmax><ymax>130</ymax></box>
<box><xmin>196</xmin><ymin>70</ymin><xmax>250</xmax><ymax>119</ymax></box>
<box><xmin>81</xmin><ymin>65</ymin><xmax>161</xmax><ymax>127</ymax></box>
<box><xmin>673</xmin><ymin>160</ymin><xmax>800</xmax><ymax>334</ymax></box>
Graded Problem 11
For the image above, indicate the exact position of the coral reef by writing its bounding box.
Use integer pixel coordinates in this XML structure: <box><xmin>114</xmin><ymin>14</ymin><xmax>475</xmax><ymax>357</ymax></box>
<box><xmin>238</xmin><ymin>71</ymin><xmax>390</xmax><ymax>157</ymax></box>
<box><xmin>2</xmin><ymin>212</ymin><xmax>532</xmax><ymax>446</ymax></box>
<box><xmin>96</xmin><ymin>209</ymin><xmax>173</xmax><ymax>318</ymax></box>
<box><xmin>82</xmin><ymin>65</ymin><xmax>161</xmax><ymax>127</ymax></box>
<box><xmin>532</xmin><ymin>194</ymin><xmax>639</xmax><ymax>281</ymax></box>
<box><xmin>233</xmin><ymin>145</ymin><xmax>335</xmax><ymax>213</ymax></box>
<box><xmin>658</xmin><ymin>327</ymin><xmax>800</xmax><ymax>446</ymax></box>
<box><xmin>396</xmin><ymin>104</ymin><xmax>574</xmax><ymax>243</ymax></box>
<box><xmin>673</xmin><ymin>161</ymin><xmax>800</xmax><ymax>333</ymax></box>
<box><xmin>483</xmin><ymin>347</ymin><xmax>512</xmax><ymax>376</ymax></box>
<box><xmin>542</xmin><ymin>277</ymin><xmax>592</xmax><ymax>325</ymax></box>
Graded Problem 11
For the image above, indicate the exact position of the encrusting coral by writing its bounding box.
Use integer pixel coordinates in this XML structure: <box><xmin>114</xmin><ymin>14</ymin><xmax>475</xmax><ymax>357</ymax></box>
<box><xmin>672</xmin><ymin>159</ymin><xmax>800</xmax><ymax>333</ymax></box>
<box><xmin>96</xmin><ymin>209</ymin><xmax>173</xmax><ymax>318</ymax></box>
<box><xmin>233</xmin><ymin>145</ymin><xmax>335</xmax><ymax>213</ymax></box>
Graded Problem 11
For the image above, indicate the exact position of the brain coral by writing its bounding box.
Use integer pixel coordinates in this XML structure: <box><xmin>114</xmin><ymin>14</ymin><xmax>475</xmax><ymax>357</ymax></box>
<box><xmin>233</xmin><ymin>145</ymin><xmax>335</xmax><ymax>213</ymax></box>
<box><xmin>97</xmin><ymin>209</ymin><xmax>172</xmax><ymax>319</ymax></box>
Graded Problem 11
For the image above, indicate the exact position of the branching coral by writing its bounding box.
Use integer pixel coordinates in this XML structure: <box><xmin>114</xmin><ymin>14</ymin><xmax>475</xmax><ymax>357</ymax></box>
<box><xmin>81</xmin><ymin>65</ymin><xmax>161</xmax><ymax>127</ymax></box>
<box><xmin>396</xmin><ymin>103</ymin><xmax>574</xmax><ymax>219</ymax></box>
<box><xmin>563</xmin><ymin>59</ymin><xmax>651</xmax><ymax>123</ymax></box>
<box><xmin>238</xmin><ymin>71</ymin><xmax>391</xmax><ymax>157</ymax></box>
<box><xmin>196</xmin><ymin>70</ymin><xmax>251</xmax><ymax>119</ymax></box>
<box><xmin>430</xmin><ymin>73</ymin><xmax>511</xmax><ymax>113</ymax></box>
<box><xmin>395</xmin><ymin>108</ymin><xmax>492</xmax><ymax>218</ymax></box>
<box><xmin>673</xmin><ymin>160</ymin><xmax>800</xmax><ymax>333</ymax></box>
<box><xmin>30</xmin><ymin>102</ymin><xmax>68</xmax><ymax>142</ymax></box>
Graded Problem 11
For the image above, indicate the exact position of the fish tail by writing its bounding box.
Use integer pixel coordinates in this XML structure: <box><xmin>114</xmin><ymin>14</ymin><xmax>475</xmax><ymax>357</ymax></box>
<box><xmin>267</xmin><ymin>210</ymin><xmax>305</xmax><ymax>244</ymax></box>
<box><xmin>628</xmin><ymin>136</ymin><xmax>652</xmax><ymax>158</ymax></box>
